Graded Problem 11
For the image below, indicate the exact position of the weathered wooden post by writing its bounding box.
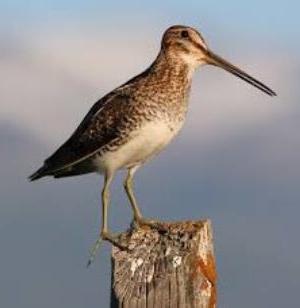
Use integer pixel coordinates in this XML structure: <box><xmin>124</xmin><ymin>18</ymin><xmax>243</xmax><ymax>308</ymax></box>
<box><xmin>110</xmin><ymin>220</ymin><xmax>217</xmax><ymax>308</ymax></box>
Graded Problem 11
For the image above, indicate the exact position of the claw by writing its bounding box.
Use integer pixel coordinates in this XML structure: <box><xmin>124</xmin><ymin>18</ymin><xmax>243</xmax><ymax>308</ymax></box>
<box><xmin>135</xmin><ymin>218</ymin><xmax>168</xmax><ymax>234</ymax></box>
<box><xmin>86</xmin><ymin>232</ymin><xmax>128</xmax><ymax>267</ymax></box>
<box><xmin>136</xmin><ymin>217</ymin><xmax>158</xmax><ymax>227</ymax></box>
<box><xmin>87</xmin><ymin>236</ymin><xmax>103</xmax><ymax>267</ymax></box>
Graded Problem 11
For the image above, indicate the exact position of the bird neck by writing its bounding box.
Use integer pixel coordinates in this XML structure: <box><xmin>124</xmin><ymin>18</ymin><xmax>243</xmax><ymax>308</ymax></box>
<box><xmin>127</xmin><ymin>51</ymin><xmax>192</xmax><ymax>122</ymax></box>
<box><xmin>145</xmin><ymin>50</ymin><xmax>193</xmax><ymax>100</ymax></box>
<box><xmin>153</xmin><ymin>50</ymin><xmax>195</xmax><ymax>83</ymax></box>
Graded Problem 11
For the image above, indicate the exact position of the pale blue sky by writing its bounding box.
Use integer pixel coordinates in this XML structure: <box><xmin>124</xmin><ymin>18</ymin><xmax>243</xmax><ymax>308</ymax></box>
<box><xmin>2</xmin><ymin>0</ymin><xmax>300</xmax><ymax>43</ymax></box>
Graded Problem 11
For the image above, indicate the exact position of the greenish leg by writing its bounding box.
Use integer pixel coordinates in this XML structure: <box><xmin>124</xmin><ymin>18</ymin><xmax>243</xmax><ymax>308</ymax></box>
<box><xmin>87</xmin><ymin>172</ymin><xmax>123</xmax><ymax>267</ymax></box>
<box><xmin>124</xmin><ymin>166</ymin><xmax>143</xmax><ymax>222</ymax></box>
<box><xmin>101</xmin><ymin>172</ymin><xmax>113</xmax><ymax>235</ymax></box>
<box><xmin>124</xmin><ymin>166</ymin><xmax>157</xmax><ymax>226</ymax></box>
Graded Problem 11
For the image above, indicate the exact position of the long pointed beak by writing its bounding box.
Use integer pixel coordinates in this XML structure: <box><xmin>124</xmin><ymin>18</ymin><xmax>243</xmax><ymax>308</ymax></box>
<box><xmin>206</xmin><ymin>50</ymin><xmax>277</xmax><ymax>96</ymax></box>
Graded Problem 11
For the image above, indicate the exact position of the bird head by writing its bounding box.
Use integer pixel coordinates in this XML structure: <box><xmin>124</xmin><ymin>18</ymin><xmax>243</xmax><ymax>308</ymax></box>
<box><xmin>161</xmin><ymin>25</ymin><xmax>276</xmax><ymax>96</ymax></box>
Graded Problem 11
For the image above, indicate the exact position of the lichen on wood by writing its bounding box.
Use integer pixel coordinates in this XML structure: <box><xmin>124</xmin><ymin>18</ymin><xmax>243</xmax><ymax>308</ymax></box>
<box><xmin>110</xmin><ymin>220</ymin><xmax>216</xmax><ymax>308</ymax></box>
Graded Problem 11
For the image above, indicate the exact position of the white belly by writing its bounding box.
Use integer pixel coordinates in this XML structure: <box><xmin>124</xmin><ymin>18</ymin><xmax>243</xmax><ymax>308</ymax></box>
<box><xmin>94</xmin><ymin>120</ymin><xmax>182</xmax><ymax>173</ymax></box>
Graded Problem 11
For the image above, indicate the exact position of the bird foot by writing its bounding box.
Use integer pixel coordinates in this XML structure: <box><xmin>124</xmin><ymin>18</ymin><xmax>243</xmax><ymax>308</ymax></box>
<box><xmin>86</xmin><ymin>231</ymin><xmax>128</xmax><ymax>267</ymax></box>
<box><xmin>102</xmin><ymin>231</ymin><xmax>129</xmax><ymax>250</ymax></box>
<box><xmin>134</xmin><ymin>217</ymin><xmax>166</xmax><ymax>232</ymax></box>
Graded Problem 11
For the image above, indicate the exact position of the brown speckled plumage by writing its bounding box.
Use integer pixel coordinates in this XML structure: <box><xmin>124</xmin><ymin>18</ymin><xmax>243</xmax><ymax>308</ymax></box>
<box><xmin>29</xmin><ymin>24</ymin><xmax>276</xmax><ymax>181</ymax></box>
<box><xmin>30</xmin><ymin>31</ymin><xmax>194</xmax><ymax>179</ymax></box>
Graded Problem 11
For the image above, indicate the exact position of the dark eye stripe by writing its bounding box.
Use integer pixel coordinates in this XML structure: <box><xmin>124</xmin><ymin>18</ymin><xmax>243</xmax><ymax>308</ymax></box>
<box><xmin>190</xmin><ymin>39</ymin><xmax>207</xmax><ymax>52</ymax></box>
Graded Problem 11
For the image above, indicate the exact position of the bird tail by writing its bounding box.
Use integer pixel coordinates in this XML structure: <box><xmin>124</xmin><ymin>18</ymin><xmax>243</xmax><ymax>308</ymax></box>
<box><xmin>28</xmin><ymin>164</ymin><xmax>49</xmax><ymax>181</ymax></box>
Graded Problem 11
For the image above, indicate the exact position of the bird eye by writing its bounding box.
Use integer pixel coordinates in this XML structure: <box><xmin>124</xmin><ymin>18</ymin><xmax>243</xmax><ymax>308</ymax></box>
<box><xmin>181</xmin><ymin>30</ymin><xmax>189</xmax><ymax>38</ymax></box>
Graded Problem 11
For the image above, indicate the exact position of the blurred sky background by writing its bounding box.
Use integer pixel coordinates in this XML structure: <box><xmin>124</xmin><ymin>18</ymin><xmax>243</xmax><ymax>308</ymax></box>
<box><xmin>1</xmin><ymin>0</ymin><xmax>300</xmax><ymax>307</ymax></box>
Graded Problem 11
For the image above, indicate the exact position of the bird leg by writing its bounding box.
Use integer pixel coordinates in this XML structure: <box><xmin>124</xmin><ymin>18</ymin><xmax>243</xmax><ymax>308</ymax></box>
<box><xmin>87</xmin><ymin>173</ymin><xmax>126</xmax><ymax>267</ymax></box>
<box><xmin>124</xmin><ymin>166</ymin><xmax>144</xmax><ymax>222</ymax></box>
<box><xmin>124</xmin><ymin>167</ymin><xmax>161</xmax><ymax>229</ymax></box>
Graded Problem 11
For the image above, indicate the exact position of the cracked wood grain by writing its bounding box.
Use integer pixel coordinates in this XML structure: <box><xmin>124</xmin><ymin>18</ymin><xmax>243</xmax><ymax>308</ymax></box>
<box><xmin>110</xmin><ymin>220</ymin><xmax>217</xmax><ymax>308</ymax></box>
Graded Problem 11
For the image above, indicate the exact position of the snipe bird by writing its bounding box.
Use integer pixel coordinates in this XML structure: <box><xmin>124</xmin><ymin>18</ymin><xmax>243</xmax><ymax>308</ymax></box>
<box><xmin>29</xmin><ymin>25</ymin><xmax>276</xmax><ymax>264</ymax></box>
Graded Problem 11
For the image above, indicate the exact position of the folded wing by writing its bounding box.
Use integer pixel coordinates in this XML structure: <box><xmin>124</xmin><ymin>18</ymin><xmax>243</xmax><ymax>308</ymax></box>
<box><xmin>29</xmin><ymin>91</ymin><xmax>132</xmax><ymax>180</ymax></box>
